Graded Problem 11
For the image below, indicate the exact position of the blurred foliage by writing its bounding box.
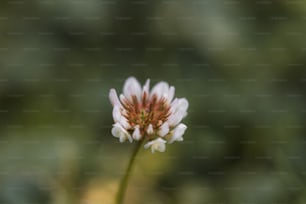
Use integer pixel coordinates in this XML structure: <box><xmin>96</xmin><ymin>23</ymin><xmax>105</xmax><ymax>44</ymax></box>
<box><xmin>1</xmin><ymin>0</ymin><xmax>306</xmax><ymax>203</ymax></box>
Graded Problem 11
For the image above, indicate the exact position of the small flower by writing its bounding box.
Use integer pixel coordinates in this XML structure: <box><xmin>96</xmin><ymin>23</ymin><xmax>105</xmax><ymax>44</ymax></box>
<box><xmin>144</xmin><ymin>138</ymin><xmax>167</xmax><ymax>153</ymax></box>
<box><xmin>167</xmin><ymin>123</ymin><xmax>187</xmax><ymax>143</ymax></box>
<box><xmin>132</xmin><ymin>125</ymin><xmax>142</xmax><ymax>140</ymax></box>
<box><xmin>109</xmin><ymin>77</ymin><xmax>189</xmax><ymax>153</ymax></box>
<box><xmin>111</xmin><ymin>123</ymin><xmax>133</xmax><ymax>143</ymax></box>
<box><xmin>146</xmin><ymin>124</ymin><xmax>154</xmax><ymax>135</ymax></box>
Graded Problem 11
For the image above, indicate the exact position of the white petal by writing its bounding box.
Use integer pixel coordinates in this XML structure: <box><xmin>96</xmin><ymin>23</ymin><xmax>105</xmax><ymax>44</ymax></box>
<box><xmin>112</xmin><ymin>106</ymin><xmax>121</xmax><ymax>123</ymax></box>
<box><xmin>171</xmin><ymin>98</ymin><xmax>189</xmax><ymax>114</ymax></box>
<box><xmin>167</xmin><ymin>112</ymin><xmax>182</xmax><ymax>127</ymax></box>
<box><xmin>123</xmin><ymin>77</ymin><xmax>142</xmax><ymax>101</ymax></box>
<box><xmin>146</xmin><ymin>124</ymin><xmax>154</xmax><ymax>135</ymax></box>
<box><xmin>168</xmin><ymin>98</ymin><xmax>189</xmax><ymax>127</ymax></box>
<box><xmin>143</xmin><ymin>79</ymin><xmax>150</xmax><ymax>96</ymax></box>
<box><xmin>132</xmin><ymin>125</ymin><xmax>142</xmax><ymax>140</ymax></box>
<box><xmin>120</xmin><ymin>117</ymin><xmax>131</xmax><ymax>130</ymax></box>
<box><xmin>111</xmin><ymin>123</ymin><xmax>132</xmax><ymax>143</ymax></box>
<box><xmin>158</xmin><ymin>122</ymin><xmax>169</xmax><ymax>137</ymax></box>
<box><xmin>178</xmin><ymin>98</ymin><xmax>189</xmax><ymax>112</ymax></box>
<box><xmin>150</xmin><ymin>81</ymin><xmax>169</xmax><ymax>99</ymax></box>
<box><xmin>119</xmin><ymin>94</ymin><xmax>127</xmax><ymax>104</ymax></box>
<box><xmin>144</xmin><ymin>138</ymin><xmax>167</xmax><ymax>153</ymax></box>
<box><xmin>168</xmin><ymin>86</ymin><xmax>175</xmax><ymax>102</ymax></box>
<box><xmin>109</xmin><ymin>89</ymin><xmax>120</xmax><ymax>106</ymax></box>
<box><xmin>112</xmin><ymin>106</ymin><xmax>130</xmax><ymax>129</ymax></box>
<box><xmin>168</xmin><ymin>123</ymin><xmax>187</xmax><ymax>144</ymax></box>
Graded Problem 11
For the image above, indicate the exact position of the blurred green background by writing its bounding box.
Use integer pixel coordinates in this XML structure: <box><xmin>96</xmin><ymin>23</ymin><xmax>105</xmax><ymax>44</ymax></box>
<box><xmin>1</xmin><ymin>0</ymin><xmax>306</xmax><ymax>203</ymax></box>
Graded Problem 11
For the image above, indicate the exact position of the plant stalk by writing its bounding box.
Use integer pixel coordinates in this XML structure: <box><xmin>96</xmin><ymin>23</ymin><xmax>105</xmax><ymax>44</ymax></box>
<box><xmin>116</xmin><ymin>140</ymin><xmax>144</xmax><ymax>204</ymax></box>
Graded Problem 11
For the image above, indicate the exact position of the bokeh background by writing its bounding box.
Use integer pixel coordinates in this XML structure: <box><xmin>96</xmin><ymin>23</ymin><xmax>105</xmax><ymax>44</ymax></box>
<box><xmin>1</xmin><ymin>0</ymin><xmax>306</xmax><ymax>203</ymax></box>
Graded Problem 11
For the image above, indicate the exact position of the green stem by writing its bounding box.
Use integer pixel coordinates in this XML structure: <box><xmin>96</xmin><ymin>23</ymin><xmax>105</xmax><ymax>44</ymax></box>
<box><xmin>116</xmin><ymin>140</ymin><xmax>144</xmax><ymax>204</ymax></box>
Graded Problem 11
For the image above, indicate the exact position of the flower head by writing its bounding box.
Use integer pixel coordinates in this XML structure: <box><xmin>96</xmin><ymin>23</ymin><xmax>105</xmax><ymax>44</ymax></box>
<box><xmin>109</xmin><ymin>77</ymin><xmax>189</xmax><ymax>153</ymax></box>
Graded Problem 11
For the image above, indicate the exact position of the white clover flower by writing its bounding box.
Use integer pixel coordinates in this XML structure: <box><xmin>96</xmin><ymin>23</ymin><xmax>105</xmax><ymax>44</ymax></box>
<box><xmin>109</xmin><ymin>76</ymin><xmax>189</xmax><ymax>153</ymax></box>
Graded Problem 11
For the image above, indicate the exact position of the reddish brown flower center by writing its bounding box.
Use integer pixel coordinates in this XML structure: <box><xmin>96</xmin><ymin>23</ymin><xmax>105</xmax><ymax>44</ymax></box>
<box><xmin>121</xmin><ymin>93</ymin><xmax>170</xmax><ymax>135</ymax></box>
